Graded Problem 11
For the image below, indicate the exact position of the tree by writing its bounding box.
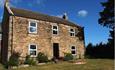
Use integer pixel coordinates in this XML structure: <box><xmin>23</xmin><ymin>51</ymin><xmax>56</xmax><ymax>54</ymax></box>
<box><xmin>99</xmin><ymin>0</ymin><xmax>114</xmax><ymax>29</ymax></box>
<box><xmin>86</xmin><ymin>42</ymin><xmax>113</xmax><ymax>59</ymax></box>
<box><xmin>98</xmin><ymin>0</ymin><xmax>114</xmax><ymax>55</ymax></box>
<box><xmin>85</xmin><ymin>43</ymin><xmax>94</xmax><ymax>58</ymax></box>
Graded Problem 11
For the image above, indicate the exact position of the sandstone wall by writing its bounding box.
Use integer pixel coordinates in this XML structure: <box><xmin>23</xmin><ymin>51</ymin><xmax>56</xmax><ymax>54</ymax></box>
<box><xmin>9</xmin><ymin>16</ymin><xmax>85</xmax><ymax>59</ymax></box>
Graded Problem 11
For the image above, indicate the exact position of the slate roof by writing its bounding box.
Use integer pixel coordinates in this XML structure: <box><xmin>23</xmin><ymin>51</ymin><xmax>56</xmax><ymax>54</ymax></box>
<box><xmin>9</xmin><ymin>7</ymin><xmax>82</xmax><ymax>28</ymax></box>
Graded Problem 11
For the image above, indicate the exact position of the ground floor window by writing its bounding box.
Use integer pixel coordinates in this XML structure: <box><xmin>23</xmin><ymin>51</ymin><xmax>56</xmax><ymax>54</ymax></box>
<box><xmin>29</xmin><ymin>44</ymin><xmax>37</xmax><ymax>57</ymax></box>
<box><xmin>71</xmin><ymin>46</ymin><xmax>76</xmax><ymax>55</ymax></box>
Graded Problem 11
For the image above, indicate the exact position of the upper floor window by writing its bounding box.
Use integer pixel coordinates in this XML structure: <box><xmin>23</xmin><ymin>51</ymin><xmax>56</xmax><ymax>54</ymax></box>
<box><xmin>52</xmin><ymin>25</ymin><xmax>58</xmax><ymax>35</ymax></box>
<box><xmin>29</xmin><ymin>21</ymin><xmax>37</xmax><ymax>33</ymax></box>
<box><xmin>70</xmin><ymin>28</ymin><xmax>75</xmax><ymax>37</ymax></box>
<box><xmin>71</xmin><ymin>46</ymin><xmax>76</xmax><ymax>55</ymax></box>
<box><xmin>29</xmin><ymin>44</ymin><xmax>37</xmax><ymax>57</ymax></box>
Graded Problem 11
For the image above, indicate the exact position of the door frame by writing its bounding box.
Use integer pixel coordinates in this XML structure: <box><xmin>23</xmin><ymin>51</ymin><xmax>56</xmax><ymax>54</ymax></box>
<box><xmin>53</xmin><ymin>43</ymin><xmax>59</xmax><ymax>59</ymax></box>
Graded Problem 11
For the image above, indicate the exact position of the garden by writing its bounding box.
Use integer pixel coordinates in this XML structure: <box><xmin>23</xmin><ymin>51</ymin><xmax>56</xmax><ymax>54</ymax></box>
<box><xmin>0</xmin><ymin>51</ymin><xmax>114</xmax><ymax>70</ymax></box>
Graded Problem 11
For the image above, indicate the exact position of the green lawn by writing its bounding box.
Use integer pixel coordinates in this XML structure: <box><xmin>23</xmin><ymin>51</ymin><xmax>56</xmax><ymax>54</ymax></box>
<box><xmin>0</xmin><ymin>59</ymin><xmax>114</xmax><ymax>70</ymax></box>
<box><xmin>0</xmin><ymin>64</ymin><xmax>6</xmax><ymax>70</ymax></box>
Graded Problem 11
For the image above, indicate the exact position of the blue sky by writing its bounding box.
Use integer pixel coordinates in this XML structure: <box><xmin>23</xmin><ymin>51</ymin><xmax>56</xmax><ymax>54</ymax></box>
<box><xmin>0</xmin><ymin>0</ymin><xmax>109</xmax><ymax>46</ymax></box>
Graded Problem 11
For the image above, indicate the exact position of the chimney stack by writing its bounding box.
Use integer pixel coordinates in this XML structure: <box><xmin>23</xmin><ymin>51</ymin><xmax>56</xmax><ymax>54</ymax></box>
<box><xmin>5</xmin><ymin>0</ymin><xmax>9</xmax><ymax>6</ymax></box>
<box><xmin>4</xmin><ymin>0</ymin><xmax>14</xmax><ymax>15</ymax></box>
<box><xmin>62</xmin><ymin>13</ymin><xmax>68</xmax><ymax>20</ymax></box>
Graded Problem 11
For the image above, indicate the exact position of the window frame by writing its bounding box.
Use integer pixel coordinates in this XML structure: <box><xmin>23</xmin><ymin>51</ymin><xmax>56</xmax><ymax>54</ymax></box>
<box><xmin>52</xmin><ymin>25</ymin><xmax>59</xmax><ymax>35</ymax></box>
<box><xmin>28</xmin><ymin>44</ymin><xmax>37</xmax><ymax>57</ymax></box>
<box><xmin>71</xmin><ymin>45</ymin><xmax>76</xmax><ymax>55</ymax></box>
<box><xmin>28</xmin><ymin>21</ymin><xmax>37</xmax><ymax>34</ymax></box>
<box><xmin>69</xmin><ymin>28</ymin><xmax>75</xmax><ymax>37</ymax></box>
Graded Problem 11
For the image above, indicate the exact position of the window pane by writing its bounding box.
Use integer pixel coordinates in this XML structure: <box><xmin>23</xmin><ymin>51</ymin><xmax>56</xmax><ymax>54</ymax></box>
<box><xmin>70</xmin><ymin>33</ymin><xmax>75</xmax><ymax>36</ymax></box>
<box><xmin>71</xmin><ymin>46</ymin><xmax>75</xmax><ymax>49</ymax></box>
<box><xmin>30</xmin><ymin>27</ymin><xmax>36</xmax><ymax>32</ymax></box>
<box><xmin>53</xmin><ymin>30</ymin><xmax>57</xmax><ymax>34</ymax></box>
<box><xmin>70</xmin><ymin>29</ymin><xmax>74</xmax><ymax>32</ymax></box>
<box><xmin>53</xmin><ymin>26</ymin><xmax>57</xmax><ymax>29</ymax></box>
<box><xmin>70</xmin><ymin>33</ymin><xmax>72</xmax><ymax>36</ymax></box>
<box><xmin>30</xmin><ymin>45</ymin><xmax>36</xmax><ymax>49</ymax></box>
<box><xmin>70</xmin><ymin>33</ymin><xmax>74</xmax><ymax>36</ymax></box>
<box><xmin>30</xmin><ymin>23</ymin><xmax>36</xmax><ymax>27</ymax></box>
<box><xmin>71</xmin><ymin>51</ymin><xmax>76</xmax><ymax>54</ymax></box>
<box><xmin>30</xmin><ymin>50</ymin><xmax>36</xmax><ymax>55</ymax></box>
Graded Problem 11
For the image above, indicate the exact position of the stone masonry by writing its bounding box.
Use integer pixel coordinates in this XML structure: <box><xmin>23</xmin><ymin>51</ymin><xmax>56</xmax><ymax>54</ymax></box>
<box><xmin>8</xmin><ymin>16</ymin><xmax>85</xmax><ymax>59</ymax></box>
<box><xmin>1</xmin><ymin>4</ymin><xmax>85</xmax><ymax>64</ymax></box>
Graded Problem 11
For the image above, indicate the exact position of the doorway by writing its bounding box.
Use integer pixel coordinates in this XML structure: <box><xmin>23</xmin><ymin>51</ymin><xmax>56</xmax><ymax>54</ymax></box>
<box><xmin>53</xmin><ymin>43</ymin><xmax>59</xmax><ymax>59</ymax></box>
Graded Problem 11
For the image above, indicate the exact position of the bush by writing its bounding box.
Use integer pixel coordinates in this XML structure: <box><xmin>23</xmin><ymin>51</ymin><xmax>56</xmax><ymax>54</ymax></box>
<box><xmin>37</xmin><ymin>52</ymin><xmax>48</xmax><ymax>63</ymax></box>
<box><xmin>24</xmin><ymin>55</ymin><xmax>36</xmax><ymax>65</ymax></box>
<box><xmin>8</xmin><ymin>52</ymin><xmax>20</xmax><ymax>66</ymax></box>
<box><xmin>64</xmin><ymin>53</ymin><xmax>73</xmax><ymax>61</ymax></box>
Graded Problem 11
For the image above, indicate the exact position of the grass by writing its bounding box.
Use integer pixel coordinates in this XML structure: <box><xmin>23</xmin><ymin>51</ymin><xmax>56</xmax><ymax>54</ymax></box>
<box><xmin>0</xmin><ymin>59</ymin><xmax>114</xmax><ymax>70</ymax></box>
<box><xmin>0</xmin><ymin>64</ymin><xmax>6</xmax><ymax>70</ymax></box>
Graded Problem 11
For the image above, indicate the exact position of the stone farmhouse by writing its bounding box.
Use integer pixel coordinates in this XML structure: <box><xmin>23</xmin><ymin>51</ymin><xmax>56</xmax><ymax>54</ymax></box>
<box><xmin>1</xmin><ymin>1</ymin><xmax>85</xmax><ymax>64</ymax></box>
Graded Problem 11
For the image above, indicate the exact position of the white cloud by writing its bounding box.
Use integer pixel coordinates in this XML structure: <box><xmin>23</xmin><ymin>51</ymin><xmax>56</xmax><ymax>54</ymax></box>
<box><xmin>0</xmin><ymin>0</ymin><xmax>5</xmax><ymax>8</ymax></box>
<box><xmin>78</xmin><ymin>10</ymin><xmax>88</xmax><ymax>17</ymax></box>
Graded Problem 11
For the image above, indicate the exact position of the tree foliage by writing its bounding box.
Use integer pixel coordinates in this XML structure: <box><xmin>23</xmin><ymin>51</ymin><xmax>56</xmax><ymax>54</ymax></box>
<box><xmin>87</xmin><ymin>0</ymin><xmax>114</xmax><ymax>59</ymax></box>
<box><xmin>98</xmin><ymin>0</ymin><xmax>114</xmax><ymax>29</ymax></box>
<box><xmin>86</xmin><ymin>42</ymin><xmax>113</xmax><ymax>59</ymax></box>
<box><xmin>98</xmin><ymin>0</ymin><xmax>114</xmax><ymax>53</ymax></box>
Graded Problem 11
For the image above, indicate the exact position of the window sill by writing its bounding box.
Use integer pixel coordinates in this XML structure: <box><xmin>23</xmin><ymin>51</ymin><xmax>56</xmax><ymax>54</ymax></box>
<box><xmin>72</xmin><ymin>54</ymin><xmax>76</xmax><ymax>56</ymax></box>
<box><xmin>30</xmin><ymin>55</ymin><xmax>37</xmax><ymax>58</ymax></box>
<box><xmin>28</xmin><ymin>32</ymin><xmax>38</xmax><ymax>35</ymax></box>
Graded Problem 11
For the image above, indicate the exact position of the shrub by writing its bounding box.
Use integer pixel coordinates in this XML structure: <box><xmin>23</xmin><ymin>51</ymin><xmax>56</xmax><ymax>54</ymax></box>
<box><xmin>24</xmin><ymin>55</ymin><xmax>36</xmax><ymax>65</ymax></box>
<box><xmin>8</xmin><ymin>51</ymin><xmax>20</xmax><ymax>67</ymax></box>
<box><xmin>64</xmin><ymin>53</ymin><xmax>73</xmax><ymax>61</ymax></box>
<box><xmin>36</xmin><ymin>52</ymin><xmax>48</xmax><ymax>63</ymax></box>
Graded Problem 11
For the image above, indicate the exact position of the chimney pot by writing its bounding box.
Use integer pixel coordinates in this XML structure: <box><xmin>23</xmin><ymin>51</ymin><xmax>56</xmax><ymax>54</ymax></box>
<box><xmin>62</xmin><ymin>13</ymin><xmax>68</xmax><ymax>20</ymax></box>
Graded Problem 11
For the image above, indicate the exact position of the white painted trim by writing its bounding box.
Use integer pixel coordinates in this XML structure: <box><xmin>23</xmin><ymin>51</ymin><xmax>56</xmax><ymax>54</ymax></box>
<box><xmin>28</xmin><ymin>20</ymin><xmax>37</xmax><ymax>34</ymax></box>
<box><xmin>52</xmin><ymin>24</ymin><xmax>59</xmax><ymax>35</ymax></box>
<box><xmin>28</xmin><ymin>44</ymin><xmax>37</xmax><ymax>57</ymax></box>
<box><xmin>69</xmin><ymin>28</ymin><xmax>75</xmax><ymax>37</ymax></box>
<box><xmin>70</xmin><ymin>45</ymin><xmax>76</xmax><ymax>55</ymax></box>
